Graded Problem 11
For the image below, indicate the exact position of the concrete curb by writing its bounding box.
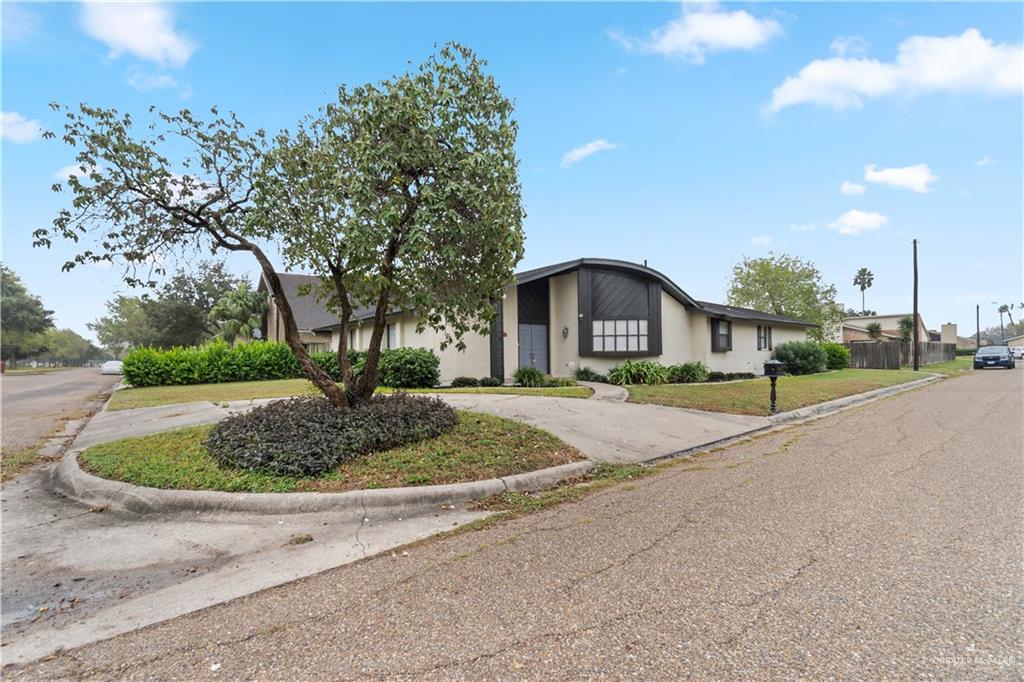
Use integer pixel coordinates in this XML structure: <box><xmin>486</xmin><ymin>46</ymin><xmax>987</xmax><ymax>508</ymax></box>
<box><xmin>51</xmin><ymin>449</ymin><xmax>595</xmax><ymax>516</ymax></box>
<box><xmin>768</xmin><ymin>374</ymin><xmax>942</xmax><ymax>425</ymax></box>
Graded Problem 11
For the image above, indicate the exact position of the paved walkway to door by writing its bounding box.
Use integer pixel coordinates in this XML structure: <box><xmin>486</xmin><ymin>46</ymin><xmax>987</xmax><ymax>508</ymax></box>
<box><xmin>434</xmin><ymin>394</ymin><xmax>770</xmax><ymax>463</ymax></box>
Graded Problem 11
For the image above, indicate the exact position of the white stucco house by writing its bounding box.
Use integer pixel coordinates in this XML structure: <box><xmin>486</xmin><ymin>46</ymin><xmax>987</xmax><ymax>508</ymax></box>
<box><xmin>266</xmin><ymin>258</ymin><xmax>815</xmax><ymax>384</ymax></box>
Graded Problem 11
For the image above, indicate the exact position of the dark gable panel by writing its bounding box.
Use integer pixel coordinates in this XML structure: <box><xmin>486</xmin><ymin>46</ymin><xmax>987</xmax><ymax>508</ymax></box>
<box><xmin>517</xmin><ymin>278</ymin><xmax>549</xmax><ymax>325</ymax></box>
<box><xmin>592</xmin><ymin>270</ymin><xmax>650</xmax><ymax>319</ymax></box>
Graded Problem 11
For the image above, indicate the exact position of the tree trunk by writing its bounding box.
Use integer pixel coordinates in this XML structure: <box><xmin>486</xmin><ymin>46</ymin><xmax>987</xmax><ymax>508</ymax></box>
<box><xmin>354</xmin><ymin>288</ymin><xmax>391</xmax><ymax>402</ymax></box>
<box><xmin>861</xmin><ymin>289</ymin><xmax>865</xmax><ymax>315</ymax></box>
<box><xmin>249</xmin><ymin>251</ymin><xmax>350</xmax><ymax>409</ymax></box>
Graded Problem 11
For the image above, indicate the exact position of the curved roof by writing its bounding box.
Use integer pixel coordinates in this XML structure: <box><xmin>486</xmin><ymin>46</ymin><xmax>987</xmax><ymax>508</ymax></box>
<box><xmin>515</xmin><ymin>258</ymin><xmax>701</xmax><ymax>308</ymax></box>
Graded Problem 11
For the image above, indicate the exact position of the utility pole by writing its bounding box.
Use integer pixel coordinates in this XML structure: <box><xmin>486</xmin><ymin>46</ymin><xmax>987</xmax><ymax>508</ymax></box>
<box><xmin>976</xmin><ymin>304</ymin><xmax>980</xmax><ymax>349</ymax></box>
<box><xmin>912</xmin><ymin>239</ymin><xmax>919</xmax><ymax>371</ymax></box>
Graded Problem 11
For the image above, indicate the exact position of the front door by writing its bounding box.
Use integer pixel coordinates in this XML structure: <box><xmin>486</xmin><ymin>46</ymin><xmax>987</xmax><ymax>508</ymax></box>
<box><xmin>518</xmin><ymin>324</ymin><xmax>549</xmax><ymax>374</ymax></box>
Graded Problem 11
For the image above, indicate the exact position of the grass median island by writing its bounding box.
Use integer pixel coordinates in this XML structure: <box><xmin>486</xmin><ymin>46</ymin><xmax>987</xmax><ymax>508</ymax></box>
<box><xmin>107</xmin><ymin>379</ymin><xmax>592</xmax><ymax>411</ymax></box>
<box><xmin>79</xmin><ymin>410</ymin><xmax>581</xmax><ymax>493</ymax></box>
<box><xmin>626</xmin><ymin>368</ymin><xmax>924</xmax><ymax>416</ymax></box>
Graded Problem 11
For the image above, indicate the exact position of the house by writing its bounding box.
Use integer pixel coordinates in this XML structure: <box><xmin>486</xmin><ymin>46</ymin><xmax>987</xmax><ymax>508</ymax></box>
<box><xmin>1003</xmin><ymin>333</ymin><xmax>1024</xmax><ymax>347</ymax></box>
<box><xmin>841</xmin><ymin>313</ymin><xmax>929</xmax><ymax>344</ymax></box>
<box><xmin>258</xmin><ymin>273</ymin><xmax>336</xmax><ymax>353</ymax></box>
<box><xmin>274</xmin><ymin>258</ymin><xmax>813</xmax><ymax>384</ymax></box>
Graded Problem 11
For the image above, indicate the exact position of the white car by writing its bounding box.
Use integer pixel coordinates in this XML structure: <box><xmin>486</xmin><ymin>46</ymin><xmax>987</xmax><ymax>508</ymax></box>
<box><xmin>1011</xmin><ymin>347</ymin><xmax>1024</xmax><ymax>360</ymax></box>
<box><xmin>100</xmin><ymin>360</ymin><xmax>124</xmax><ymax>375</ymax></box>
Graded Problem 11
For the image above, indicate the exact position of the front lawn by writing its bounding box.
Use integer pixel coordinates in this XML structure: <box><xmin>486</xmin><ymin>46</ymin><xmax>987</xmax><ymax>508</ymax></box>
<box><xmin>107</xmin><ymin>379</ymin><xmax>591</xmax><ymax>411</ymax></box>
<box><xmin>904</xmin><ymin>356</ymin><xmax>973</xmax><ymax>377</ymax></box>
<box><xmin>626</xmin><ymin>368</ymin><xmax>924</xmax><ymax>416</ymax></box>
<box><xmin>80</xmin><ymin>411</ymin><xmax>581</xmax><ymax>493</ymax></box>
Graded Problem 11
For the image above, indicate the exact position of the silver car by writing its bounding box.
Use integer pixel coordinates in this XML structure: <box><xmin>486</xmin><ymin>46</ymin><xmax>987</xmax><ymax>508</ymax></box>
<box><xmin>100</xmin><ymin>360</ymin><xmax>124</xmax><ymax>375</ymax></box>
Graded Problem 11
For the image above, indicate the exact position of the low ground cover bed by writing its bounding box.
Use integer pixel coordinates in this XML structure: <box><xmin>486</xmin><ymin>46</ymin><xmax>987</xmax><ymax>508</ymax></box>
<box><xmin>79</xmin><ymin>411</ymin><xmax>581</xmax><ymax>493</ymax></box>
<box><xmin>626</xmin><ymin>368</ymin><xmax>923</xmax><ymax>416</ymax></box>
<box><xmin>107</xmin><ymin>380</ymin><xmax>591</xmax><ymax>411</ymax></box>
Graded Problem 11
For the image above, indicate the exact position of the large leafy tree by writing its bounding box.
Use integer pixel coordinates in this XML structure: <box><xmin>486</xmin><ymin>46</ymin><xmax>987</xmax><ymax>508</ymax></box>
<box><xmin>1</xmin><ymin>266</ymin><xmax>55</xmax><ymax>364</ymax></box>
<box><xmin>144</xmin><ymin>261</ymin><xmax>243</xmax><ymax>348</ymax></box>
<box><xmin>89</xmin><ymin>295</ymin><xmax>155</xmax><ymax>356</ymax></box>
<box><xmin>36</xmin><ymin>43</ymin><xmax>523</xmax><ymax>408</ymax></box>
<box><xmin>41</xmin><ymin>328</ymin><xmax>101</xmax><ymax>365</ymax></box>
<box><xmin>209</xmin><ymin>282</ymin><xmax>267</xmax><ymax>344</ymax></box>
<box><xmin>727</xmin><ymin>253</ymin><xmax>842</xmax><ymax>342</ymax></box>
<box><xmin>244</xmin><ymin>42</ymin><xmax>522</xmax><ymax>401</ymax></box>
<box><xmin>852</xmin><ymin>267</ymin><xmax>874</xmax><ymax>315</ymax></box>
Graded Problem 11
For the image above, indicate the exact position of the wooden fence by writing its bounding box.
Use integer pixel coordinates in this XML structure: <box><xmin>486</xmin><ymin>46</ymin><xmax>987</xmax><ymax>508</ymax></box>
<box><xmin>846</xmin><ymin>342</ymin><xmax>955</xmax><ymax>370</ymax></box>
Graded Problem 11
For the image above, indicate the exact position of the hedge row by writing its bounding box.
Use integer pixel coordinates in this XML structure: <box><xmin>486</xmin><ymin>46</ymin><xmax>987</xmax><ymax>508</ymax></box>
<box><xmin>122</xmin><ymin>341</ymin><xmax>439</xmax><ymax>389</ymax></box>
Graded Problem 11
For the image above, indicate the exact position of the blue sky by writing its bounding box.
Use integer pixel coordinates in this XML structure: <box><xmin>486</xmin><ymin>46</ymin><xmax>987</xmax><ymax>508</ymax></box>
<box><xmin>3</xmin><ymin>2</ymin><xmax>1022</xmax><ymax>341</ymax></box>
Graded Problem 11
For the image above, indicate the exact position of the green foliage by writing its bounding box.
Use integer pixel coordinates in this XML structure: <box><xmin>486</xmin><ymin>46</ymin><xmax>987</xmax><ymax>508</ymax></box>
<box><xmin>820</xmin><ymin>342</ymin><xmax>851</xmax><ymax>370</ymax></box>
<box><xmin>666</xmin><ymin>361</ymin><xmax>710</xmax><ymax>384</ymax></box>
<box><xmin>478</xmin><ymin>376</ymin><xmax>502</xmax><ymax>387</ymax></box>
<box><xmin>121</xmin><ymin>341</ymin><xmax>367</xmax><ymax>387</ymax></box>
<box><xmin>727</xmin><ymin>253</ymin><xmax>841</xmax><ymax>342</ymax></box>
<box><xmin>209</xmin><ymin>282</ymin><xmax>267</xmax><ymax>344</ymax></box>
<box><xmin>866</xmin><ymin>321</ymin><xmax>883</xmax><ymax>339</ymax></box>
<box><xmin>514</xmin><ymin>366</ymin><xmax>545</xmax><ymax>387</ymax></box>
<box><xmin>898</xmin><ymin>316</ymin><xmax>914</xmax><ymax>343</ymax></box>
<box><xmin>40</xmin><ymin>328</ymin><xmax>101</xmax><ymax>365</ymax></box>
<box><xmin>573</xmin><ymin>366</ymin><xmax>609</xmax><ymax>383</ymax></box>
<box><xmin>1</xmin><ymin>266</ymin><xmax>55</xmax><ymax>362</ymax></box>
<box><xmin>377</xmin><ymin>348</ymin><xmax>440</xmax><ymax>388</ymax></box>
<box><xmin>450</xmin><ymin>376</ymin><xmax>480</xmax><ymax>388</ymax></box>
<box><xmin>205</xmin><ymin>394</ymin><xmax>458</xmax><ymax>476</ymax></box>
<box><xmin>705</xmin><ymin>371</ymin><xmax>756</xmax><ymax>382</ymax></box>
<box><xmin>608</xmin><ymin>360</ymin><xmax>669</xmax><ymax>386</ymax></box>
<box><xmin>956</xmin><ymin>348</ymin><xmax>977</xmax><ymax>356</ymax></box>
<box><xmin>544</xmin><ymin>376</ymin><xmax>577</xmax><ymax>388</ymax></box>
<box><xmin>774</xmin><ymin>341</ymin><xmax>828</xmax><ymax>375</ymax></box>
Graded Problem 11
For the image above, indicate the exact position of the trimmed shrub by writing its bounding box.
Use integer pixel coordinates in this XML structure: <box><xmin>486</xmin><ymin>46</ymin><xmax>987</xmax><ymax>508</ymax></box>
<box><xmin>667</xmin><ymin>361</ymin><xmax>710</xmax><ymax>384</ymax></box>
<box><xmin>478</xmin><ymin>376</ymin><xmax>502</xmax><ymax>387</ymax></box>
<box><xmin>820</xmin><ymin>342</ymin><xmax>851</xmax><ymax>370</ymax></box>
<box><xmin>514</xmin><ymin>366</ymin><xmax>545</xmax><ymax>387</ymax></box>
<box><xmin>205</xmin><ymin>393</ymin><xmax>457</xmax><ymax>476</ymax></box>
<box><xmin>707</xmin><ymin>371</ymin><xmax>726</xmax><ymax>382</ymax></box>
<box><xmin>774</xmin><ymin>341</ymin><xmax>828</xmax><ymax>375</ymax></box>
<box><xmin>450</xmin><ymin>376</ymin><xmax>479</xmax><ymax>388</ymax></box>
<box><xmin>573</xmin><ymin>366</ymin><xmax>608</xmax><ymax>383</ymax></box>
<box><xmin>377</xmin><ymin>348</ymin><xmax>440</xmax><ymax>388</ymax></box>
<box><xmin>956</xmin><ymin>348</ymin><xmax>975</xmax><ymax>356</ymax></box>
<box><xmin>608</xmin><ymin>360</ymin><xmax>669</xmax><ymax>385</ymax></box>
<box><xmin>544</xmin><ymin>376</ymin><xmax>577</xmax><ymax>388</ymax></box>
<box><xmin>122</xmin><ymin>342</ymin><xmax>368</xmax><ymax>387</ymax></box>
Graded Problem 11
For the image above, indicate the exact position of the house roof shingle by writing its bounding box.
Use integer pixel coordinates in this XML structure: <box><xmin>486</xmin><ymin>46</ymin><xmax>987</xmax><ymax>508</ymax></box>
<box><xmin>694</xmin><ymin>300</ymin><xmax>816</xmax><ymax>327</ymax></box>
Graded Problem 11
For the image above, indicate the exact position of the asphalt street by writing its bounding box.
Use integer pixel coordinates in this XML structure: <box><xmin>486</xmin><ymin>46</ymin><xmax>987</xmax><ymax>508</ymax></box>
<box><xmin>5</xmin><ymin>368</ymin><xmax>1022</xmax><ymax>679</ymax></box>
<box><xmin>1</xmin><ymin>368</ymin><xmax>120</xmax><ymax>454</ymax></box>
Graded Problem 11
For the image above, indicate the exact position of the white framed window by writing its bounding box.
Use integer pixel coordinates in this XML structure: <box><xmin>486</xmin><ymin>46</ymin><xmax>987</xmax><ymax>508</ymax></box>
<box><xmin>348</xmin><ymin>328</ymin><xmax>357</xmax><ymax>351</ymax></box>
<box><xmin>757</xmin><ymin>325</ymin><xmax>773</xmax><ymax>351</ymax></box>
<box><xmin>591</xmin><ymin>319</ymin><xmax>648</xmax><ymax>354</ymax></box>
<box><xmin>386</xmin><ymin>323</ymin><xmax>398</xmax><ymax>350</ymax></box>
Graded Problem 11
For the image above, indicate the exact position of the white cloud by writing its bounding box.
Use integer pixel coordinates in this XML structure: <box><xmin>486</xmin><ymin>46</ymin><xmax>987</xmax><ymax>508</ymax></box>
<box><xmin>751</xmin><ymin>235</ymin><xmax>773</xmax><ymax>247</ymax></box>
<box><xmin>767</xmin><ymin>29</ymin><xmax>1023</xmax><ymax>113</ymax></box>
<box><xmin>126</xmin><ymin>67</ymin><xmax>179</xmax><ymax>91</ymax></box>
<box><xmin>954</xmin><ymin>293</ymin><xmax>992</xmax><ymax>302</ymax></box>
<box><xmin>80</xmin><ymin>2</ymin><xmax>195</xmax><ymax>67</ymax></box>
<box><xmin>609</xmin><ymin>2</ymin><xmax>782</xmax><ymax>64</ymax></box>
<box><xmin>864</xmin><ymin>163</ymin><xmax>937</xmax><ymax>193</ymax></box>
<box><xmin>830</xmin><ymin>35</ymin><xmax>869</xmax><ymax>57</ymax></box>
<box><xmin>560</xmin><ymin>139</ymin><xmax>618</xmax><ymax>168</ymax></box>
<box><xmin>840</xmin><ymin>181</ymin><xmax>866</xmax><ymax>195</ymax></box>
<box><xmin>1</xmin><ymin>111</ymin><xmax>42</xmax><ymax>143</ymax></box>
<box><xmin>976</xmin><ymin>155</ymin><xmax>995</xmax><ymax>166</ymax></box>
<box><xmin>789</xmin><ymin>222</ymin><xmax>817</xmax><ymax>232</ymax></box>
<box><xmin>827</xmin><ymin>209</ymin><xmax>889</xmax><ymax>236</ymax></box>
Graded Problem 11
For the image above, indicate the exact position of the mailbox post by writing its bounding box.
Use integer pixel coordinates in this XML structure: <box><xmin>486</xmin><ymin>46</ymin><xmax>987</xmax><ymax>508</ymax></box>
<box><xmin>763</xmin><ymin>359</ymin><xmax>783</xmax><ymax>414</ymax></box>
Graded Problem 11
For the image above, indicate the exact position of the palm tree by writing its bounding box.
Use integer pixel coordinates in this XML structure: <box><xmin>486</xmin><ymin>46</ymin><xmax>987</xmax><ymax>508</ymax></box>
<box><xmin>852</xmin><ymin>267</ymin><xmax>874</xmax><ymax>315</ymax></box>
<box><xmin>209</xmin><ymin>283</ymin><xmax>268</xmax><ymax>345</ymax></box>
<box><xmin>866</xmin><ymin>322</ymin><xmax>882</xmax><ymax>340</ymax></box>
<box><xmin>999</xmin><ymin>303</ymin><xmax>1014</xmax><ymax>325</ymax></box>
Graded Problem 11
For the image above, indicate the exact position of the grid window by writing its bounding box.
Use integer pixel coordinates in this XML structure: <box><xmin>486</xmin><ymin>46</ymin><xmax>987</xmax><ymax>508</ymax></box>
<box><xmin>592</xmin><ymin>319</ymin><xmax>648</xmax><ymax>354</ymax></box>
<box><xmin>712</xmin><ymin>319</ymin><xmax>732</xmax><ymax>352</ymax></box>
<box><xmin>757</xmin><ymin>325</ymin><xmax>773</xmax><ymax>351</ymax></box>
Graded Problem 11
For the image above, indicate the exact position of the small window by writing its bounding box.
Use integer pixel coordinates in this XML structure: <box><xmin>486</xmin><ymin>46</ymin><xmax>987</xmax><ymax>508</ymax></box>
<box><xmin>591</xmin><ymin>319</ymin><xmax>648</xmax><ymax>355</ymax></box>
<box><xmin>348</xmin><ymin>328</ymin><xmax>357</xmax><ymax>351</ymax></box>
<box><xmin>711</xmin><ymin>319</ymin><xmax>732</xmax><ymax>352</ymax></box>
<box><xmin>757</xmin><ymin>325</ymin><xmax>773</xmax><ymax>351</ymax></box>
<box><xmin>386</xmin><ymin>323</ymin><xmax>397</xmax><ymax>350</ymax></box>
<box><xmin>307</xmin><ymin>342</ymin><xmax>328</xmax><ymax>353</ymax></box>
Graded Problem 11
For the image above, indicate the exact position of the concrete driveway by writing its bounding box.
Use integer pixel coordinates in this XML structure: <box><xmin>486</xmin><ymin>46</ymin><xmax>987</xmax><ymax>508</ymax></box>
<box><xmin>435</xmin><ymin>393</ymin><xmax>769</xmax><ymax>463</ymax></box>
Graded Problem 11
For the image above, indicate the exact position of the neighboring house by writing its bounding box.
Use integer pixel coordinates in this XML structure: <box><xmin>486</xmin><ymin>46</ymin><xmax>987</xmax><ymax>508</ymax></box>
<box><xmin>286</xmin><ymin>258</ymin><xmax>812</xmax><ymax>383</ymax></box>
<box><xmin>1003</xmin><ymin>333</ymin><xmax>1024</xmax><ymax>347</ymax></box>
<box><xmin>841</xmin><ymin>313</ymin><xmax>929</xmax><ymax>344</ymax></box>
<box><xmin>258</xmin><ymin>273</ymin><xmax>336</xmax><ymax>353</ymax></box>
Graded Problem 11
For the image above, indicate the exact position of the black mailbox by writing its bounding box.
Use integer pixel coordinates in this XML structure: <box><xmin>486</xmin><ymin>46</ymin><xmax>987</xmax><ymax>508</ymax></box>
<box><xmin>763</xmin><ymin>358</ymin><xmax>784</xmax><ymax>377</ymax></box>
